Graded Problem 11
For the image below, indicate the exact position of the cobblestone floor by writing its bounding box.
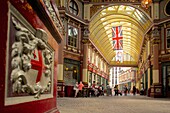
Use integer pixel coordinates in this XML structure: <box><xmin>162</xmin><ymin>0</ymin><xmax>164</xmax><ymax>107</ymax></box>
<box><xmin>57</xmin><ymin>95</ymin><xmax>170</xmax><ymax>113</ymax></box>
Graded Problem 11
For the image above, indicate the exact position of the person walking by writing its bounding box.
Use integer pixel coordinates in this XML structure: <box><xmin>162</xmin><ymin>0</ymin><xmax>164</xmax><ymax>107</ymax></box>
<box><xmin>124</xmin><ymin>85</ymin><xmax>128</xmax><ymax>96</ymax></box>
<box><xmin>73</xmin><ymin>82</ymin><xmax>79</xmax><ymax>97</ymax></box>
<box><xmin>114</xmin><ymin>85</ymin><xmax>118</xmax><ymax>96</ymax></box>
<box><xmin>78</xmin><ymin>81</ymin><xmax>84</xmax><ymax>97</ymax></box>
<box><xmin>133</xmin><ymin>86</ymin><xmax>136</xmax><ymax>95</ymax></box>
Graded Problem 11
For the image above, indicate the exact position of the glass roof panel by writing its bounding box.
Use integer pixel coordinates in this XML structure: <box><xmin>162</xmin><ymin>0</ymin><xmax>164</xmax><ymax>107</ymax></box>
<box><xmin>89</xmin><ymin>5</ymin><xmax>152</xmax><ymax>65</ymax></box>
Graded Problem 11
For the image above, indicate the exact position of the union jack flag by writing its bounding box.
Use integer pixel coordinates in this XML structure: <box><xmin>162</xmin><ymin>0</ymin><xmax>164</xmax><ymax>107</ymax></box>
<box><xmin>112</xmin><ymin>26</ymin><xmax>123</xmax><ymax>50</ymax></box>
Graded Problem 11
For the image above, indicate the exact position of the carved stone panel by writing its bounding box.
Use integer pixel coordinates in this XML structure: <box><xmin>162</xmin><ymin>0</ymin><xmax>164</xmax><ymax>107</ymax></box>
<box><xmin>5</xmin><ymin>7</ymin><xmax>54</xmax><ymax>105</ymax></box>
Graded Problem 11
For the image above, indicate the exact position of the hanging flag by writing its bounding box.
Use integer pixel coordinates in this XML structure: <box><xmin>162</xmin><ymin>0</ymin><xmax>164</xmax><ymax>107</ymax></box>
<box><xmin>112</xmin><ymin>26</ymin><xmax>123</xmax><ymax>50</ymax></box>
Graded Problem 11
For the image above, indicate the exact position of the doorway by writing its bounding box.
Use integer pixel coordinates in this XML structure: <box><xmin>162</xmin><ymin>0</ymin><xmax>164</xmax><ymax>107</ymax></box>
<box><xmin>162</xmin><ymin>65</ymin><xmax>170</xmax><ymax>97</ymax></box>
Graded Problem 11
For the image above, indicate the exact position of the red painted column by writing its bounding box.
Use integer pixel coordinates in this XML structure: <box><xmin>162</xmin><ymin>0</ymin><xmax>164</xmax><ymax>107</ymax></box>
<box><xmin>57</xmin><ymin>38</ymin><xmax>65</xmax><ymax>97</ymax></box>
<box><xmin>82</xmin><ymin>26</ymin><xmax>90</xmax><ymax>86</ymax></box>
<box><xmin>0</xmin><ymin>0</ymin><xmax>63</xmax><ymax>112</ymax></box>
<box><xmin>150</xmin><ymin>27</ymin><xmax>162</xmax><ymax>98</ymax></box>
<box><xmin>82</xmin><ymin>43</ymin><xmax>88</xmax><ymax>85</ymax></box>
<box><xmin>0</xmin><ymin>1</ymin><xmax>8</xmax><ymax>112</ymax></box>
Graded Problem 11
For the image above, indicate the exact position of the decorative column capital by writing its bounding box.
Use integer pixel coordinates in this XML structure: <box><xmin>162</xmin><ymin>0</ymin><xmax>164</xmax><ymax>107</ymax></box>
<box><xmin>151</xmin><ymin>27</ymin><xmax>160</xmax><ymax>45</ymax></box>
<box><xmin>82</xmin><ymin>26</ymin><xmax>90</xmax><ymax>44</ymax></box>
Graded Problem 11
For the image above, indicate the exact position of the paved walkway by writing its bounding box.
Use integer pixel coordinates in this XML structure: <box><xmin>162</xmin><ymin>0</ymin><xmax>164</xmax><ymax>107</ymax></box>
<box><xmin>57</xmin><ymin>95</ymin><xmax>170</xmax><ymax>113</ymax></box>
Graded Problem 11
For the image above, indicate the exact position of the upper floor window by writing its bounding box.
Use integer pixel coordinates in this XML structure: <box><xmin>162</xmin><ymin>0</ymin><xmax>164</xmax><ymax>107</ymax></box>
<box><xmin>68</xmin><ymin>25</ymin><xmax>78</xmax><ymax>48</ymax></box>
<box><xmin>69</xmin><ymin>0</ymin><xmax>78</xmax><ymax>15</ymax></box>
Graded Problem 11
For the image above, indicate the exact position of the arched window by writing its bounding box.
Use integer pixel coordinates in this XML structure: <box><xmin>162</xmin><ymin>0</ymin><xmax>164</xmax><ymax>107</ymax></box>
<box><xmin>69</xmin><ymin>0</ymin><xmax>78</xmax><ymax>15</ymax></box>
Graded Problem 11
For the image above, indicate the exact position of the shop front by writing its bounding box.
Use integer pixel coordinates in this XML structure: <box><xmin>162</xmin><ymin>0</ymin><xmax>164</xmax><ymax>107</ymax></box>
<box><xmin>64</xmin><ymin>58</ymin><xmax>80</xmax><ymax>97</ymax></box>
<box><xmin>162</xmin><ymin>63</ymin><xmax>170</xmax><ymax>97</ymax></box>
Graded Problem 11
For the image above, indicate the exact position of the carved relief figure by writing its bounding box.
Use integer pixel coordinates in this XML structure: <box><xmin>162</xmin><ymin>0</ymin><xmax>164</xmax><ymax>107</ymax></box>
<box><xmin>10</xmin><ymin>16</ymin><xmax>53</xmax><ymax>98</ymax></box>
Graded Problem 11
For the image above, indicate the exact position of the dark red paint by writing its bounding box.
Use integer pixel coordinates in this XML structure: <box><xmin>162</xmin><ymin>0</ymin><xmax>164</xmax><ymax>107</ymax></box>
<box><xmin>0</xmin><ymin>0</ymin><xmax>60</xmax><ymax>113</ymax></box>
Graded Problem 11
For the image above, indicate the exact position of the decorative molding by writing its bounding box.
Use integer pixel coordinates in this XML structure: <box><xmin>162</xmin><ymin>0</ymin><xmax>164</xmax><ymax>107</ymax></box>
<box><xmin>152</xmin><ymin>28</ymin><xmax>160</xmax><ymax>38</ymax></box>
<box><xmin>90</xmin><ymin>5</ymin><xmax>102</xmax><ymax>18</ymax></box>
<box><xmin>151</xmin><ymin>27</ymin><xmax>160</xmax><ymax>44</ymax></box>
<box><xmin>64</xmin><ymin>51</ymin><xmax>81</xmax><ymax>61</ymax></box>
<box><xmin>28</xmin><ymin>0</ymin><xmax>63</xmax><ymax>43</ymax></box>
<box><xmin>43</xmin><ymin>0</ymin><xmax>63</xmax><ymax>33</ymax></box>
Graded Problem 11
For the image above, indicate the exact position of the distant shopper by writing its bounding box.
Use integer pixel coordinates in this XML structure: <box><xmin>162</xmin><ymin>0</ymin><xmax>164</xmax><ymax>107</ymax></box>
<box><xmin>124</xmin><ymin>85</ymin><xmax>128</xmax><ymax>96</ymax></box>
<box><xmin>78</xmin><ymin>81</ymin><xmax>84</xmax><ymax>97</ymax></box>
<box><xmin>114</xmin><ymin>85</ymin><xmax>118</xmax><ymax>96</ymax></box>
<box><xmin>133</xmin><ymin>86</ymin><xmax>136</xmax><ymax>95</ymax></box>
<box><xmin>73</xmin><ymin>82</ymin><xmax>79</xmax><ymax>97</ymax></box>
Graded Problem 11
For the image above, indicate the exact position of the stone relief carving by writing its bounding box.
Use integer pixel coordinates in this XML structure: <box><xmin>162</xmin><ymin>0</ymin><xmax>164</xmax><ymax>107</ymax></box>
<box><xmin>152</xmin><ymin>28</ymin><xmax>160</xmax><ymax>38</ymax></box>
<box><xmin>11</xmin><ymin>16</ymin><xmax>53</xmax><ymax>98</ymax></box>
<box><xmin>43</xmin><ymin>0</ymin><xmax>63</xmax><ymax>33</ymax></box>
<box><xmin>83</xmin><ymin>28</ymin><xmax>90</xmax><ymax>37</ymax></box>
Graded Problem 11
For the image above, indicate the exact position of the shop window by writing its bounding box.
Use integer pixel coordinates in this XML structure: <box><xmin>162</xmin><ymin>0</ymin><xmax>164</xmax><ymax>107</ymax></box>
<box><xmin>68</xmin><ymin>25</ymin><xmax>78</xmax><ymax>48</ymax></box>
<box><xmin>69</xmin><ymin>0</ymin><xmax>78</xmax><ymax>15</ymax></box>
<box><xmin>88</xmin><ymin>72</ymin><xmax>92</xmax><ymax>85</ymax></box>
<box><xmin>167</xmin><ymin>66</ymin><xmax>170</xmax><ymax>91</ymax></box>
<box><xmin>64</xmin><ymin>65</ymin><xmax>78</xmax><ymax>85</ymax></box>
<box><xmin>166</xmin><ymin>29</ymin><xmax>170</xmax><ymax>48</ymax></box>
<box><xmin>97</xmin><ymin>76</ymin><xmax>101</xmax><ymax>84</ymax></box>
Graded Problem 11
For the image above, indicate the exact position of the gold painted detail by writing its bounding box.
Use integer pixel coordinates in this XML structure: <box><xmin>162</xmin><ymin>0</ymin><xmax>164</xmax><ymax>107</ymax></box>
<box><xmin>82</xmin><ymin>39</ymin><xmax>89</xmax><ymax>44</ymax></box>
<box><xmin>11</xmin><ymin>17</ymin><xmax>53</xmax><ymax>98</ymax></box>
<box><xmin>151</xmin><ymin>38</ymin><xmax>160</xmax><ymax>45</ymax></box>
<box><xmin>90</xmin><ymin>5</ymin><xmax>102</xmax><ymax>18</ymax></box>
<box><xmin>82</xmin><ymin>27</ymin><xmax>90</xmax><ymax>44</ymax></box>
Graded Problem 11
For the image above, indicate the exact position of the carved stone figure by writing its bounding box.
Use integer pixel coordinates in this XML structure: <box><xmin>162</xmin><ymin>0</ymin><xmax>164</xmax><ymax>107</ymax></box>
<box><xmin>10</xmin><ymin>16</ymin><xmax>53</xmax><ymax>98</ymax></box>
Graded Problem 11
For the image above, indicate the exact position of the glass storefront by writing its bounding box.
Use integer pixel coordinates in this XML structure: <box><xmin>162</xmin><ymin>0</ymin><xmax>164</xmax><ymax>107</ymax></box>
<box><xmin>64</xmin><ymin>58</ymin><xmax>80</xmax><ymax>86</ymax></box>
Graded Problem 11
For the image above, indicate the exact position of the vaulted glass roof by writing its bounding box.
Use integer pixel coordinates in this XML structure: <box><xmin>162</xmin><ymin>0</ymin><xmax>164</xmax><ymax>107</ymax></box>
<box><xmin>89</xmin><ymin>5</ymin><xmax>152</xmax><ymax>66</ymax></box>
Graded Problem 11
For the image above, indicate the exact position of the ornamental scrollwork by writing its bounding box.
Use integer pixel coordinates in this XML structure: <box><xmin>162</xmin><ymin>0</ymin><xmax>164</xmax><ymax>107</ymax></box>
<box><xmin>11</xmin><ymin>16</ymin><xmax>53</xmax><ymax>98</ymax></box>
<box><xmin>43</xmin><ymin>0</ymin><xmax>63</xmax><ymax>33</ymax></box>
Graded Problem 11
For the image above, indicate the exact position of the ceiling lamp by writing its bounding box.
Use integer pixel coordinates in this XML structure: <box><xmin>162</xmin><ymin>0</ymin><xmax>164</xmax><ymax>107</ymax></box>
<box><xmin>141</xmin><ymin>0</ymin><xmax>152</xmax><ymax>9</ymax></box>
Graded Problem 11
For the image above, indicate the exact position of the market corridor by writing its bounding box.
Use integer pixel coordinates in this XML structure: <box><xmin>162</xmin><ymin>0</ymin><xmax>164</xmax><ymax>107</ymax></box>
<box><xmin>57</xmin><ymin>95</ymin><xmax>170</xmax><ymax>113</ymax></box>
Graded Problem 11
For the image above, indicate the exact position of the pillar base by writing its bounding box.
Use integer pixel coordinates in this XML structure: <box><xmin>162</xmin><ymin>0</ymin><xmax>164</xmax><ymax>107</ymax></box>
<box><xmin>150</xmin><ymin>84</ymin><xmax>162</xmax><ymax>98</ymax></box>
<box><xmin>57</xmin><ymin>80</ymin><xmax>65</xmax><ymax>97</ymax></box>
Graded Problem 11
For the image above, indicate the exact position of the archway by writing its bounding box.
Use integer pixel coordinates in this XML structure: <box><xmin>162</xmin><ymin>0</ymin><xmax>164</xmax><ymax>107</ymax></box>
<box><xmin>89</xmin><ymin>4</ymin><xmax>153</xmax><ymax>67</ymax></box>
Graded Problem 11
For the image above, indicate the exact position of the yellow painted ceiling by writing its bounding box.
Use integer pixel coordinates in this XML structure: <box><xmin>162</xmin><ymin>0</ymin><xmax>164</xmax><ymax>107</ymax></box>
<box><xmin>89</xmin><ymin>5</ymin><xmax>152</xmax><ymax>66</ymax></box>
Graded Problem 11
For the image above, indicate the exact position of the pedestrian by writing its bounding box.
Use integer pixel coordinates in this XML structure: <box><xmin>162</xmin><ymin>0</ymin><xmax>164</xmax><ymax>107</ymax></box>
<box><xmin>90</xmin><ymin>81</ymin><xmax>97</xmax><ymax>96</ymax></box>
<box><xmin>78</xmin><ymin>81</ymin><xmax>84</xmax><ymax>97</ymax></box>
<box><xmin>114</xmin><ymin>85</ymin><xmax>118</xmax><ymax>96</ymax></box>
<box><xmin>133</xmin><ymin>86</ymin><xmax>136</xmax><ymax>95</ymax></box>
<box><xmin>73</xmin><ymin>81</ymin><xmax>79</xmax><ymax>97</ymax></box>
<box><xmin>124</xmin><ymin>85</ymin><xmax>128</xmax><ymax>96</ymax></box>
